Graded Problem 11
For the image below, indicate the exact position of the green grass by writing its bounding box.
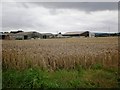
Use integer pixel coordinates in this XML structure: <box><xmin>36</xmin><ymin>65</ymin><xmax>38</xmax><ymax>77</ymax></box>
<box><xmin>2</xmin><ymin>65</ymin><xmax>119</xmax><ymax>88</ymax></box>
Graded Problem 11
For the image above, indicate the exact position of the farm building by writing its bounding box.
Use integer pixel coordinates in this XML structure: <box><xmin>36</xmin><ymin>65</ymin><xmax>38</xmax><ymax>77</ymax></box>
<box><xmin>0</xmin><ymin>32</ymin><xmax>2</xmax><ymax>39</ymax></box>
<box><xmin>41</xmin><ymin>33</ymin><xmax>54</xmax><ymax>39</ymax></box>
<box><xmin>11</xmin><ymin>31</ymin><xmax>42</xmax><ymax>40</ymax></box>
<box><xmin>0</xmin><ymin>32</ymin><xmax>11</xmax><ymax>40</ymax></box>
<box><xmin>63</xmin><ymin>31</ymin><xmax>95</xmax><ymax>37</ymax></box>
<box><xmin>1</xmin><ymin>31</ymin><xmax>55</xmax><ymax>40</ymax></box>
<box><xmin>1</xmin><ymin>31</ymin><xmax>42</xmax><ymax>40</ymax></box>
<box><xmin>55</xmin><ymin>33</ymin><xmax>71</xmax><ymax>38</ymax></box>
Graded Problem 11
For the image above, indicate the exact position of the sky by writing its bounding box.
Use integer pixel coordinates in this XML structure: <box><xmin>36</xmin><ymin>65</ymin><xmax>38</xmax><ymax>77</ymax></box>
<box><xmin>2</xmin><ymin>2</ymin><xmax>118</xmax><ymax>34</ymax></box>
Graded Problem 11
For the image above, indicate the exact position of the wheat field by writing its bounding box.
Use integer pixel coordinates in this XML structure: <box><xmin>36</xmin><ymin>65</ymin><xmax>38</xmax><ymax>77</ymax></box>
<box><xmin>2</xmin><ymin>37</ymin><xmax>119</xmax><ymax>71</ymax></box>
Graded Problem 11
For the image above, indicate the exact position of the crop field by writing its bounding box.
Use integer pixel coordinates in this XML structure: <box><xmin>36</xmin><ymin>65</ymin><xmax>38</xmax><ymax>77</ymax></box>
<box><xmin>2</xmin><ymin>37</ymin><xmax>118</xmax><ymax>70</ymax></box>
<box><xmin>2</xmin><ymin>37</ymin><xmax>119</xmax><ymax>88</ymax></box>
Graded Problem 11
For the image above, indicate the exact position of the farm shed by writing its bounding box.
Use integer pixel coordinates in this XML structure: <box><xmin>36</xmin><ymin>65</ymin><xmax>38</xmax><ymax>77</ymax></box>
<box><xmin>41</xmin><ymin>33</ymin><xmax>54</xmax><ymax>39</ymax></box>
<box><xmin>10</xmin><ymin>31</ymin><xmax>42</xmax><ymax>40</ymax></box>
<box><xmin>0</xmin><ymin>33</ymin><xmax>11</xmax><ymax>40</ymax></box>
<box><xmin>0</xmin><ymin>32</ymin><xmax>2</xmax><ymax>39</ymax></box>
<box><xmin>55</xmin><ymin>33</ymin><xmax>70</xmax><ymax>38</ymax></box>
<box><xmin>63</xmin><ymin>31</ymin><xmax>95</xmax><ymax>37</ymax></box>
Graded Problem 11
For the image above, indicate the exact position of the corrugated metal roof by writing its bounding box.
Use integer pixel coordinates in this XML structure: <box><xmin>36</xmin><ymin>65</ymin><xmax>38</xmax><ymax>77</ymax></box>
<box><xmin>64</xmin><ymin>31</ymin><xmax>89</xmax><ymax>35</ymax></box>
<box><xmin>13</xmin><ymin>32</ymin><xmax>41</xmax><ymax>35</ymax></box>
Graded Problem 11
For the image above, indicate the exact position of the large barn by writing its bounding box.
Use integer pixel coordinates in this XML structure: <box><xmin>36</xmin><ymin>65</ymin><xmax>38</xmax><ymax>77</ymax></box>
<box><xmin>1</xmin><ymin>31</ymin><xmax>42</xmax><ymax>40</ymax></box>
<box><xmin>63</xmin><ymin>31</ymin><xmax>95</xmax><ymax>37</ymax></box>
<box><xmin>11</xmin><ymin>31</ymin><xmax>42</xmax><ymax>40</ymax></box>
<box><xmin>0</xmin><ymin>33</ymin><xmax>11</xmax><ymax>40</ymax></box>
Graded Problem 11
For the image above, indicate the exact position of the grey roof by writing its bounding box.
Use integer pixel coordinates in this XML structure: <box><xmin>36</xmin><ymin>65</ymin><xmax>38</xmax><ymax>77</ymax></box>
<box><xmin>12</xmin><ymin>31</ymin><xmax>41</xmax><ymax>35</ymax></box>
<box><xmin>64</xmin><ymin>31</ymin><xmax>89</xmax><ymax>35</ymax></box>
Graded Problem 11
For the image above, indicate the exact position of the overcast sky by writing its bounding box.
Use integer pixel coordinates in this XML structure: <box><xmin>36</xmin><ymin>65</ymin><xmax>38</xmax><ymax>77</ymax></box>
<box><xmin>2</xmin><ymin>2</ymin><xmax>118</xmax><ymax>34</ymax></box>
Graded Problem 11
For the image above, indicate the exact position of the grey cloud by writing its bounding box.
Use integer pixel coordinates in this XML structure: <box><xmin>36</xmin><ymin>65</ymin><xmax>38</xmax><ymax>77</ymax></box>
<box><xmin>2</xmin><ymin>2</ymin><xmax>118</xmax><ymax>33</ymax></box>
<box><xmin>2</xmin><ymin>3</ymin><xmax>44</xmax><ymax>31</ymax></box>
<box><xmin>28</xmin><ymin>2</ymin><xmax>118</xmax><ymax>12</ymax></box>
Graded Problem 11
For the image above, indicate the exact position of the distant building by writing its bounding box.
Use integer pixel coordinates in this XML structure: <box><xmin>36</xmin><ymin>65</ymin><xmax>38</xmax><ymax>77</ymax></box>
<box><xmin>1</xmin><ymin>31</ymin><xmax>42</xmax><ymax>40</ymax></box>
<box><xmin>0</xmin><ymin>32</ymin><xmax>11</xmax><ymax>40</ymax></box>
<box><xmin>12</xmin><ymin>31</ymin><xmax>42</xmax><ymax>40</ymax></box>
<box><xmin>0</xmin><ymin>30</ymin><xmax>96</xmax><ymax>40</ymax></box>
<box><xmin>41</xmin><ymin>33</ymin><xmax>54</xmax><ymax>39</ymax></box>
<box><xmin>55</xmin><ymin>32</ymin><xmax>70</xmax><ymax>38</ymax></box>
<box><xmin>56</xmin><ymin>32</ymin><xmax>63</xmax><ymax>38</ymax></box>
<box><xmin>0</xmin><ymin>32</ymin><xmax>2</xmax><ymax>39</ymax></box>
<box><xmin>63</xmin><ymin>31</ymin><xmax>95</xmax><ymax>37</ymax></box>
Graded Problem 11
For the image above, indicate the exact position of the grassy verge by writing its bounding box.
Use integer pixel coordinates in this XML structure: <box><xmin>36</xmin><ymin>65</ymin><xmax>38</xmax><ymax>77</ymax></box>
<box><xmin>2</xmin><ymin>65</ymin><xmax>119</xmax><ymax>88</ymax></box>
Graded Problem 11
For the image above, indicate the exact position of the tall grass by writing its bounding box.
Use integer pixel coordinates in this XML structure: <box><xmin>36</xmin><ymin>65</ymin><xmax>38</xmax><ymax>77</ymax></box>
<box><xmin>3</xmin><ymin>67</ymin><xmax>118</xmax><ymax>88</ymax></box>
